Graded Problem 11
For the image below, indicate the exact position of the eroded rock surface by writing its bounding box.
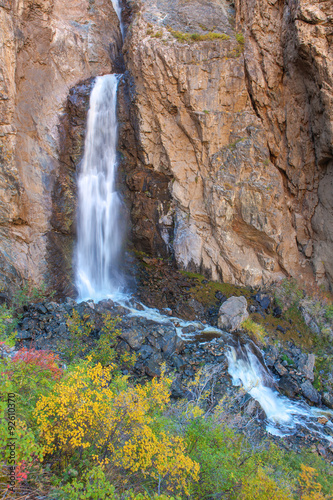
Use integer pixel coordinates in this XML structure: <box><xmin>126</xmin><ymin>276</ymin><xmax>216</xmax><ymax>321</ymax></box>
<box><xmin>0</xmin><ymin>0</ymin><xmax>121</xmax><ymax>293</ymax></box>
<box><xmin>236</xmin><ymin>0</ymin><xmax>333</xmax><ymax>287</ymax></box>
<box><xmin>124</xmin><ymin>0</ymin><xmax>332</xmax><ymax>289</ymax></box>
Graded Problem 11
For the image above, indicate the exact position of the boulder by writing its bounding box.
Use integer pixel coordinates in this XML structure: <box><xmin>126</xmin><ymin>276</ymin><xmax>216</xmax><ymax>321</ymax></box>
<box><xmin>301</xmin><ymin>380</ymin><xmax>321</xmax><ymax>404</ymax></box>
<box><xmin>322</xmin><ymin>392</ymin><xmax>333</xmax><ymax>409</ymax></box>
<box><xmin>218</xmin><ymin>296</ymin><xmax>249</xmax><ymax>332</ymax></box>
<box><xmin>297</xmin><ymin>353</ymin><xmax>315</xmax><ymax>382</ymax></box>
<box><xmin>120</xmin><ymin>329</ymin><xmax>145</xmax><ymax>350</ymax></box>
<box><xmin>278</xmin><ymin>375</ymin><xmax>299</xmax><ymax>398</ymax></box>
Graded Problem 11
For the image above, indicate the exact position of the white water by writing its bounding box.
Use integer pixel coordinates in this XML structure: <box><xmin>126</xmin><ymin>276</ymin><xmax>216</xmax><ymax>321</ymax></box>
<box><xmin>227</xmin><ymin>344</ymin><xmax>333</xmax><ymax>442</ymax></box>
<box><xmin>76</xmin><ymin>74</ymin><xmax>125</xmax><ymax>301</ymax></box>
<box><xmin>111</xmin><ymin>0</ymin><xmax>125</xmax><ymax>38</ymax></box>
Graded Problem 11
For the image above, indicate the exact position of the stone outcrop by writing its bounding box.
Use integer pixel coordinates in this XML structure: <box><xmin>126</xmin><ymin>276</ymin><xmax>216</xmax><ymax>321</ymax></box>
<box><xmin>0</xmin><ymin>0</ymin><xmax>121</xmax><ymax>294</ymax></box>
<box><xmin>123</xmin><ymin>0</ymin><xmax>332</xmax><ymax>289</ymax></box>
<box><xmin>236</xmin><ymin>0</ymin><xmax>333</xmax><ymax>288</ymax></box>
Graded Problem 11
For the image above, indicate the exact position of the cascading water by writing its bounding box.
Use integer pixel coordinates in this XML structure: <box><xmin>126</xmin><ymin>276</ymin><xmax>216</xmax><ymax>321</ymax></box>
<box><xmin>76</xmin><ymin>74</ymin><xmax>125</xmax><ymax>301</ymax></box>
<box><xmin>111</xmin><ymin>0</ymin><xmax>125</xmax><ymax>38</ymax></box>
<box><xmin>227</xmin><ymin>344</ymin><xmax>333</xmax><ymax>441</ymax></box>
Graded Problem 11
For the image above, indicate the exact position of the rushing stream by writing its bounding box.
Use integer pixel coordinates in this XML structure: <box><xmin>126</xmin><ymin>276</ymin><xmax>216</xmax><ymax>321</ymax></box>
<box><xmin>227</xmin><ymin>344</ymin><xmax>333</xmax><ymax>442</ymax></box>
<box><xmin>75</xmin><ymin>52</ymin><xmax>333</xmax><ymax>446</ymax></box>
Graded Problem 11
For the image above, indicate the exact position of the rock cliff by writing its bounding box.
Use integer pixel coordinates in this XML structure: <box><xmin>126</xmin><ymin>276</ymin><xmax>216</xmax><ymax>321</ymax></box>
<box><xmin>123</xmin><ymin>0</ymin><xmax>332</xmax><ymax>289</ymax></box>
<box><xmin>0</xmin><ymin>0</ymin><xmax>332</xmax><ymax>294</ymax></box>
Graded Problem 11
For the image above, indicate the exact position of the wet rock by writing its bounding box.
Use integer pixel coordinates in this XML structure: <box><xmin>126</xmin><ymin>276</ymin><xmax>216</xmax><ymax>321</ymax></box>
<box><xmin>215</xmin><ymin>291</ymin><xmax>226</xmax><ymax>302</ymax></box>
<box><xmin>187</xmin><ymin>299</ymin><xmax>205</xmax><ymax>317</ymax></box>
<box><xmin>35</xmin><ymin>303</ymin><xmax>48</xmax><ymax>315</ymax></box>
<box><xmin>53</xmin><ymin>323</ymin><xmax>67</xmax><ymax>337</ymax></box>
<box><xmin>278</xmin><ymin>375</ymin><xmax>299</xmax><ymax>398</ymax></box>
<box><xmin>171</xmin><ymin>354</ymin><xmax>186</xmax><ymax>370</ymax></box>
<box><xmin>297</xmin><ymin>353</ymin><xmax>315</xmax><ymax>382</ymax></box>
<box><xmin>218</xmin><ymin>296</ymin><xmax>249</xmax><ymax>332</ymax></box>
<box><xmin>244</xmin><ymin>398</ymin><xmax>261</xmax><ymax>417</ymax></box>
<box><xmin>317</xmin><ymin>444</ymin><xmax>327</xmax><ymax>457</ymax></box>
<box><xmin>66</xmin><ymin>298</ymin><xmax>77</xmax><ymax>308</ymax></box>
<box><xmin>171</xmin><ymin>376</ymin><xmax>186</xmax><ymax>399</ymax></box>
<box><xmin>182</xmin><ymin>325</ymin><xmax>197</xmax><ymax>334</ymax></box>
<box><xmin>0</xmin><ymin>344</ymin><xmax>16</xmax><ymax>359</ymax></box>
<box><xmin>138</xmin><ymin>345</ymin><xmax>154</xmax><ymax>360</ymax></box>
<box><xmin>160</xmin><ymin>332</ymin><xmax>184</xmax><ymax>357</ymax></box>
<box><xmin>16</xmin><ymin>331</ymin><xmax>33</xmax><ymax>341</ymax></box>
<box><xmin>301</xmin><ymin>381</ymin><xmax>321</xmax><ymax>404</ymax></box>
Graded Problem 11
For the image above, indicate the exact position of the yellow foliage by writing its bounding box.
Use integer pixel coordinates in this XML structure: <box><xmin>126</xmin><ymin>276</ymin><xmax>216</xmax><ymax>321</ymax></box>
<box><xmin>34</xmin><ymin>361</ymin><xmax>197</xmax><ymax>494</ymax></box>
<box><xmin>241</xmin><ymin>318</ymin><xmax>267</xmax><ymax>345</ymax></box>
<box><xmin>240</xmin><ymin>466</ymin><xmax>292</xmax><ymax>500</ymax></box>
<box><xmin>298</xmin><ymin>465</ymin><xmax>330</xmax><ymax>500</ymax></box>
<box><xmin>119</xmin><ymin>426</ymin><xmax>199</xmax><ymax>494</ymax></box>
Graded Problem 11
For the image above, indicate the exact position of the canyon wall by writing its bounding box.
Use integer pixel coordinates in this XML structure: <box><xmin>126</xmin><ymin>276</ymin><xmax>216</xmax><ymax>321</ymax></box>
<box><xmin>0</xmin><ymin>0</ymin><xmax>332</xmax><ymax>294</ymax></box>
<box><xmin>0</xmin><ymin>0</ymin><xmax>121</xmax><ymax>295</ymax></box>
<box><xmin>122</xmin><ymin>0</ymin><xmax>332</xmax><ymax>288</ymax></box>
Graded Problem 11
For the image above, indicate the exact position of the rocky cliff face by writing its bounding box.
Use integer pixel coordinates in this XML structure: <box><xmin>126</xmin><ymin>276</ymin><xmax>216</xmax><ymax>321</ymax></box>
<box><xmin>0</xmin><ymin>0</ymin><xmax>121</xmax><ymax>294</ymax></box>
<box><xmin>123</xmin><ymin>0</ymin><xmax>332</xmax><ymax>289</ymax></box>
<box><xmin>0</xmin><ymin>0</ymin><xmax>332</xmax><ymax>295</ymax></box>
<box><xmin>236</xmin><ymin>0</ymin><xmax>333</xmax><ymax>287</ymax></box>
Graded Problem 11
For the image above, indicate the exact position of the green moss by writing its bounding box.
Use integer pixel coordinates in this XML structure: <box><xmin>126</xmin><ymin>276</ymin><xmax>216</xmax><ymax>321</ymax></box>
<box><xmin>281</xmin><ymin>353</ymin><xmax>295</xmax><ymax>366</ymax></box>
<box><xmin>180</xmin><ymin>271</ymin><xmax>252</xmax><ymax>307</ymax></box>
<box><xmin>168</xmin><ymin>27</ymin><xmax>230</xmax><ymax>43</ymax></box>
<box><xmin>249</xmin><ymin>309</ymin><xmax>313</xmax><ymax>350</ymax></box>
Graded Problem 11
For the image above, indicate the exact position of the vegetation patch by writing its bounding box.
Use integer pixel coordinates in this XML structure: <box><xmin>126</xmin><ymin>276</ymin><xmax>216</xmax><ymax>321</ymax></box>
<box><xmin>241</xmin><ymin>318</ymin><xmax>267</xmax><ymax>345</ymax></box>
<box><xmin>167</xmin><ymin>27</ymin><xmax>230</xmax><ymax>43</ymax></box>
<box><xmin>180</xmin><ymin>271</ymin><xmax>253</xmax><ymax>307</ymax></box>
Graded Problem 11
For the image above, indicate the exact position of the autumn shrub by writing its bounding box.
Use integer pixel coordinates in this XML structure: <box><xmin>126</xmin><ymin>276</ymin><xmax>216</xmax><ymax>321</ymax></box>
<box><xmin>0</xmin><ymin>349</ymin><xmax>62</xmax><ymax>427</ymax></box>
<box><xmin>62</xmin><ymin>309</ymin><xmax>95</xmax><ymax>360</ymax></box>
<box><xmin>0</xmin><ymin>374</ymin><xmax>43</xmax><ymax>497</ymax></box>
<box><xmin>90</xmin><ymin>313</ymin><xmax>136</xmax><ymax>370</ymax></box>
<box><xmin>11</xmin><ymin>282</ymin><xmax>55</xmax><ymax>310</ymax></box>
<box><xmin>34</xmin><ymin>361</ymin><xmax>198</xmax><ymax>495</ymax></box>
<box><xmin>298</xmin><ymin>464</ymin><xmax>329</xmax><ymax>500</ymax></box>
<box><xmin>12</xmin><ymin>348</ymin><xmax>63</xmax><ymax>380</ymax></box>
<box><xmin>55</xmin><ymin>466</ymin><xmax>181</xmax><ymax>499</ymax></box>
<box><xmin>62</xmin><ymin>310</ymin><xmax>136</xmax><ymax>369</ymax></box>
<box><xmin>185</xmin><ymin>417</ymin><xmax>298</xmax><ymax>499</ymax></box>
<box><xmin>0</xmin><ymin>305</ymin><xmax>17</xmax><ymax>346</ymax></box>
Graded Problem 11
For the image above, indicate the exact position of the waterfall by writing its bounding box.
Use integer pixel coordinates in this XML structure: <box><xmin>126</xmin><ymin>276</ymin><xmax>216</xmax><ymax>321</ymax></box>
<box><xmin>76</xmin><ymin>74</ymin><xmax>125</xmax><ymax>301</ymax></box>
<box><xmin>111</xmin><ymin>0</ymin><xmax>125</xmax><ymax>38</ymax></box>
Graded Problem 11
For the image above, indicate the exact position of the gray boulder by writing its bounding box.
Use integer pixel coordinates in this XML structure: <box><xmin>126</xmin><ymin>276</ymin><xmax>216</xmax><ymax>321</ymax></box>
<box><xmin>322</xmin><ymin>392</ymin><xmax>333</xmax><ymax>409</ymax></box>
<box><xmin>218</xmin><ymin>296</ymin><xmax>249</xmax><ymax>331</ymax></box>
<box><xmin>301</xmin><ymin>380</ymin><xmax>321</xmax><ymax>404</ymax></box>
<box><xmin>297</xmin><ymin>353</ymin><xmax>315</xmax><ymax>381</ymax></box>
